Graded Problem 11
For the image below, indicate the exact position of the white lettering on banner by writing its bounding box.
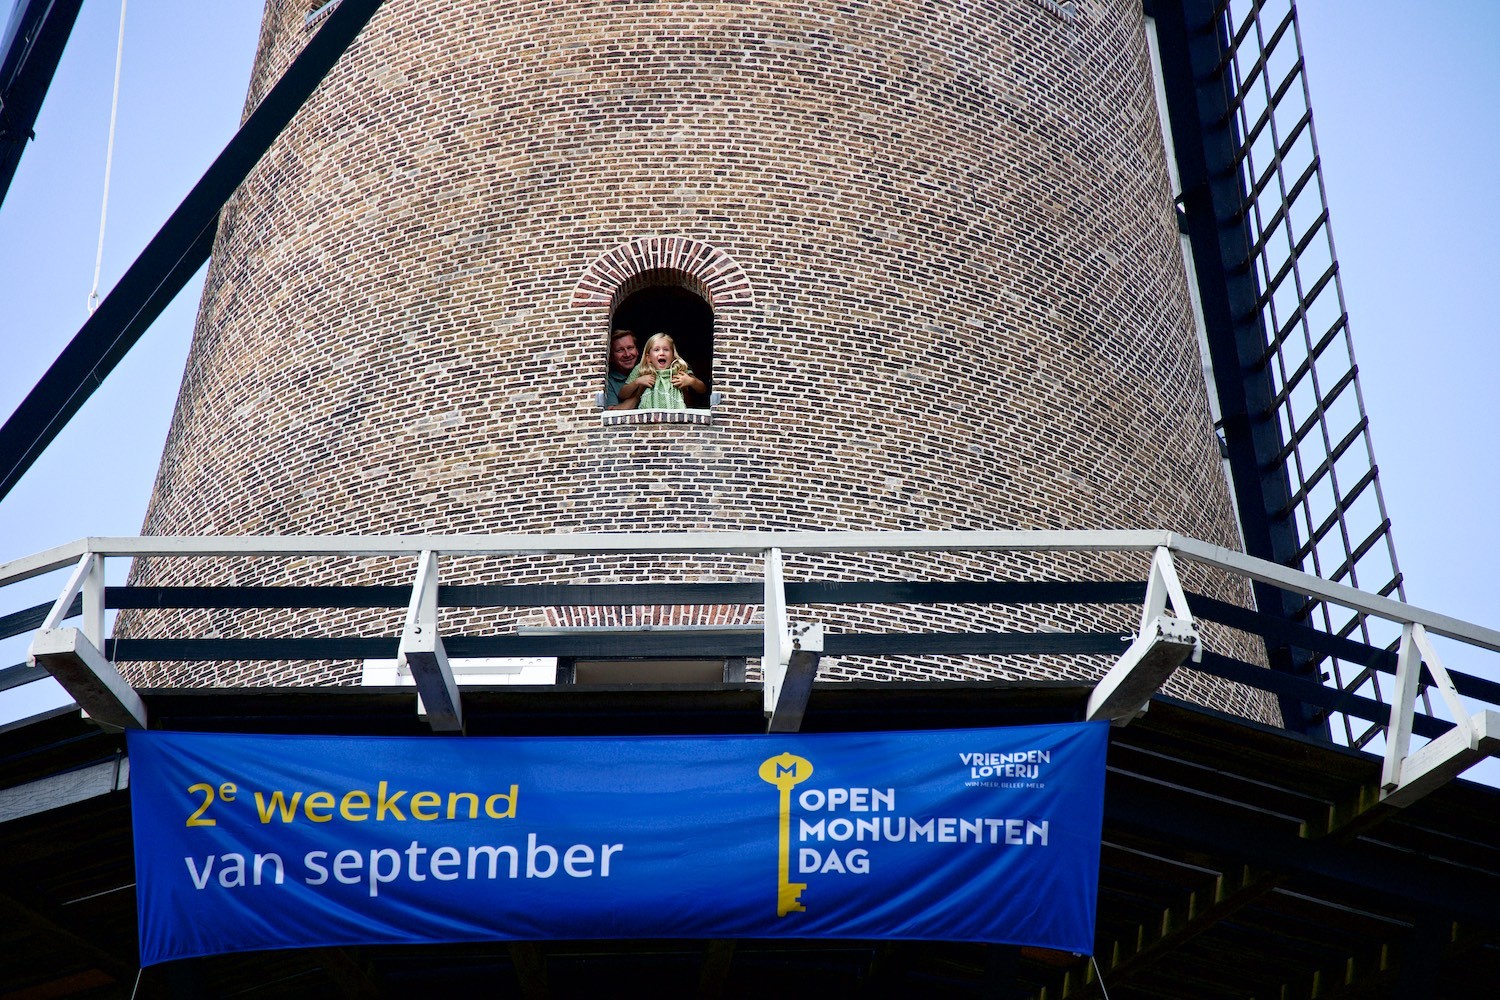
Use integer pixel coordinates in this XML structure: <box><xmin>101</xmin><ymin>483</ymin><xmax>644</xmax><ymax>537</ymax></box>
<box><xmin>796</xmin><ymin>787</ymin><xmax>897</xmax><ymax>812</ymax></box>
<box><xmin>958</xmin><ymin>751</ymin><xmax>1052</xmax><ymax>766</ymax></box>
<box><xmin>784</xmin><ymin>779</ymin><xmax>1054</xmax><ymax>884</ymax></box>
<box><xmin>185</xmin><ymin>838</ymin><xmax>630</xmax><ymax>898</ymax></box>
<box><xmin>185</xmin><ymin>851</ymin><xmax>286</xmax><ymax>893</ymax></box>
<box><xmin>958</xmin><ymin>750</ymin><xmax>1052</xmax><ymax>781</ymax></box>
<box><xmin>798</xmin><ymin>848</ymin><xmax>871</xmax><ymax>874</ymax></box>
<box><xmin>184</xmin><ymin>853</ymin><xmax>286</xmax><ymax>888</ymax></box>
<box><xmin>798</xmin><ymin>816</ymin><xmax>1049</xmax><ymax>846</ymax></box>
<box><xmin>968</xmin><ymin>763</ymin><xmax>1040</xmax><ymax>779</ymax></box>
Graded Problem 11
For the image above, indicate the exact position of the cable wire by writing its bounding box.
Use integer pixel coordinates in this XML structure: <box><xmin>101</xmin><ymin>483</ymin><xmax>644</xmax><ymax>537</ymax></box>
<box><xmin>88</xmin><ymin>0</ymin><xmax>129</xmax><ymax>315</ymax></box>
<box><xmin>1091</xmin><ymin>955</ymin><xmax>1112</xmax><ymax>999</ymax></box>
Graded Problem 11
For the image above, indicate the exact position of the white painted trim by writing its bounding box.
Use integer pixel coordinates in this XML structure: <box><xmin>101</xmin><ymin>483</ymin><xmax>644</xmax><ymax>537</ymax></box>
<box><xmin>363</xmin><ymin>658</ymin><xmax>557</xmax><ymax>686</ymax></box>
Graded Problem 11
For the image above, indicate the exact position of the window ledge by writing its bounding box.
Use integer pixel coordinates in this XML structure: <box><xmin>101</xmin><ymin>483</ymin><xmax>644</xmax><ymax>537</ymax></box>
<box><xmin>602</xmin><ymin>408</ymin><xmax>715</xmax><ymax>427</ymax></box>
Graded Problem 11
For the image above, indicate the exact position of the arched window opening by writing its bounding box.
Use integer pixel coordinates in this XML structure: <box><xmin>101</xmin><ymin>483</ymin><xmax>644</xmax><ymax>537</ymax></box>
<box><xmin>611</xmin><ymin>276</ymin><xmax>715</xmax><ymax>410</ymax></box>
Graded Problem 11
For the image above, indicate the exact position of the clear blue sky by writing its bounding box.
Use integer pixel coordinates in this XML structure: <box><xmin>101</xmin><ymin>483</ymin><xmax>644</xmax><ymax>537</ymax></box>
<box><xmin>1</xmin><ymin>2</ymin><xmax>1497</xmax><ymax>730</ymax></box>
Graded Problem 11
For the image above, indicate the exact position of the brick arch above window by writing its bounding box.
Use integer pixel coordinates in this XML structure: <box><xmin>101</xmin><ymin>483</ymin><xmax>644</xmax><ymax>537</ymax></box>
<box><xmin>572</xmin><ymin>237</ymin><xmax>754</xmax><ymax>310</ymax></box>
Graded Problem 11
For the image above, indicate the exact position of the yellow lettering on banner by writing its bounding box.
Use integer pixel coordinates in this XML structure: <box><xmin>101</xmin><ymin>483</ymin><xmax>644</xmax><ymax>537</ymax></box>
<box><xmin>411</xmin><ymin>791</ymin><xmax>441</xmax><ymax>821</ymax></box>
<box><xmin>255</xmin><ymin>790</ymin><xmax>303</xmax><ymax>823</ymax></box>
<box><xmin>304</xmin><ymin>791</ymin><xmax>336</xmax><ymax>823</ymax></box>
<box><xmin>251</xmin><ymin>782</ymin><xmax>521</xmax><ymax>822</ymax></box>
<box><xmin>485</xmin><ymin>786</ymin><xmax>518</xmax><ymax>818</ymax></box>
<box><xmin>185</xmin><ymin>782</ymin><xmax>238</xmax><ymax>827</ymax></box>
<box><xmin>376</xmin><ymin>781</ymin><xmax>406</xmax><ymax>821</ymax></box>
<box><xmin>340</xmin><ymin>790</ymin><xmax>371</xmax><ymax>821</ymax></box>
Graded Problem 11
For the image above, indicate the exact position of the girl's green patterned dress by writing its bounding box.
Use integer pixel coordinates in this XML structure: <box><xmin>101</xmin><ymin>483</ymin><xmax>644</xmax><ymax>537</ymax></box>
<box><xmin>631</xmin><ymin>362</ymin><xmax>691</xmax><ymax>409</ymax></box>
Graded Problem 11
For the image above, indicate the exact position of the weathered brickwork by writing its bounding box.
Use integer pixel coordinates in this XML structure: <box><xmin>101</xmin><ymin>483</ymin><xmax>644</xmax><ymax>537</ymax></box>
<box><xmin>120</xmin><ymin>0</ymin><xmax>1279</xmax><ymax>723</ymax></box>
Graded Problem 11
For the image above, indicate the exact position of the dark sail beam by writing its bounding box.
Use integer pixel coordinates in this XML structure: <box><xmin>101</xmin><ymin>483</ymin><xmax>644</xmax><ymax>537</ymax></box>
<box><xmin>0</xmin><ymin>0</ymin><xmax>386</xmax><ymax>501</ymax></box>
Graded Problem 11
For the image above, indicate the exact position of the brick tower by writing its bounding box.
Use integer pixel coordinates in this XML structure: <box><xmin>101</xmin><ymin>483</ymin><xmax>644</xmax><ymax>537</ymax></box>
<box><xmin>124</xmin><ymin>0</ymin><xmax>1274</xmax><ymax>720</ymax></box>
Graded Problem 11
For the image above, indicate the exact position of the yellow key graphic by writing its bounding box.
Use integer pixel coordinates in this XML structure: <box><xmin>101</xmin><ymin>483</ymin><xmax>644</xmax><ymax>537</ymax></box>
<box><xmin>758</xmin><ymin>752</ymin><xmax>814</xmax><ymax>916</ymax></box>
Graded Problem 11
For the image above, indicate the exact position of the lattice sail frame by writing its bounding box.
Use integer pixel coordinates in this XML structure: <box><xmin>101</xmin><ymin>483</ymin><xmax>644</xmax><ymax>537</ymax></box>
<box><xmin>1217</xmin><ymin>0</ymin><xmax>1413</xmax><ymax>746</ymax></box>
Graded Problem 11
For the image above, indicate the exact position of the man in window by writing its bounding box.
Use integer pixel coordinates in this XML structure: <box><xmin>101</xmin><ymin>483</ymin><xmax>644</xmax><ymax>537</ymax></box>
<box><xmin>603</xmin><ymin>327</ymin><xmax>640</xmax><ymax>410</ymax></box>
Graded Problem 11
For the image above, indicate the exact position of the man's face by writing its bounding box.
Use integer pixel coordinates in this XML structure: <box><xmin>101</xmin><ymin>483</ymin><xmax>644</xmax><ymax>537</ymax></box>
<box><xmin>610</xmin><ymin>334</ymin><xmax>638</xmax><ymax>373</ymax></box>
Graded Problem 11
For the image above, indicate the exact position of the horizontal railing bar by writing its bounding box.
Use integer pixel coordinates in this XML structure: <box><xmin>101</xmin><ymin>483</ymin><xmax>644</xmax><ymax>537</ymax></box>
<box><xmin>1188</xmin><ymin>652</ymin><xmax>1455</xmax><ymax>743</ymax></box>
<box><xmin>1188</xmin><ymin>653</ymin><xmax>1381</xmax><ymax>729</ymax></box>
<box><xmin>92</xmin><ymin>578</ymin><xmax>1465</xmax><ymax>680</ymax></box>
<box><xmin>104</xmin><ymin>580</ymin><xmax>1150</xmax><ymax>611</ymax></box>
<box><xmin>787</xmin><ymin>580</ymin><xmax>1145</xmax><ymax>606</ymax></box>
<box><xmin>5</xmin><ymin>530</ymin><xmax>1497</xmax><ymax>655</ymax></box>
<box><xmin>87</xmin><ymin>576</ymin><xmax>1500</xmax><ymax>706</ymax></box>
<box><xmin>105</xmin><ymin>582</ymin><xmax>1500</xmax><ymax>709</ymax></box>
<box><xmin>109</xmin><ymin>585</ymin><xmax>410</xmax><ymax>609</ymax></box>
<box><xmin>1166</xmin><ymin>534</ymin><xmax>1500</xmax><ymax>653</ymax></box>
<box><xmin>0</xmin><ymin>662</ymin><xmax>50</xmax><ymax>693</ymax></box>
<box><xmin>518</xmin><ymin>626</ymin><xmax>762</xmax><ymax>636</ymax></box>
<box><xmin>1190</xmin><ymin>593</ymin><xmax>1394</xmax><ymax>673</ymax></box>
<box><xmin>825</xmin><ymin>633</ymin><xmax>1128</xmax><ymax>656</ymax></box>
<box><xmin>2</xmin><ymin>530</ymin><xmax>1175</xmax><ymax>574</ymax></box>
<box><xmin>113</xmin><ymin>637</ymin><xmax>398</xmax><ymax>662</ymax></box>
<box><xmin>110</xmin><ymin>631</ymin><xmax>1130</xmax><ymax>662</ymax></box>
<box><xmin>0</xmin><ymin>595</ymin><xmax>80</xmax><ymax>641</ymax></box>
<box><xmin>0</xmin><ymin>538</ymin><xmax>88</xmax><ymax>585</ymax></box>
<box><xmin>98</xmin><ymin>631</ymin><xmax>1462</xmax><ymax>741</ymax></box>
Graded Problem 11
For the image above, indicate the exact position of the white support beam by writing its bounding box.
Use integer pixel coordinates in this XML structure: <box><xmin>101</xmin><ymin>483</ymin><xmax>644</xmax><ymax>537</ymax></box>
<box><xmin>1087</xmin><ymin>547</ymin><xmax>1201</xmax><ymax>725</ymax></box>
<box><xmin>763</xmin><ymin>547</ymin><xmax>789</xmax><ymax>715</ymax></box>
<box><xmin>397</xmin><ymin>550</ymin><xmax>462</xmax><ymax>733</ymax></box>
<box><xmin>39</xmin><ymin>552</ymin><xmax>104</xmax><ymax>633</ymax></box>
<box><xmin>29</xmin><ymin>627</ymin><xmax>145</xmax><ymax>730</ymax></box>
<box><xmin>27</xmin><ymin>552</ymin><xmax>141</xmax><ymax>730</ymax></box>
<box><xmin>767</xmin><ymin>624</ymin><xmax>822</xmax><ymax>734</ymax></box>
<box><xmin>1381</xmin><ymin>624</ymin><xmax>1498</xmax><ymax>806</ymax></box>
<box><xmin>1086</xmin><ymin>615</ymin><xmax>1199</xmax><ymax>725</ymax></box>
<box><xmin>1140</xmin><ymin>546</ymin><xmax>1193</xmax><ymax>634</ymax></box>
<box><xmin>1380</xmin><ymin>623</ymin><xmax>1424</xmax><ymax>794</ymax></box>
<box><xmin>1382</xmin><ymin>710</ymin><xmax>1500</xmax><ymax>808</ymax></box>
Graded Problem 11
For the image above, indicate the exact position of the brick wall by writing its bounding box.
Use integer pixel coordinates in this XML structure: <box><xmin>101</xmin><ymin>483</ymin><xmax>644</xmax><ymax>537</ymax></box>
<box><xmin>120</xmin><ymin>0</ymin><xmax>1279</xmax><ymax>723</ymax></box>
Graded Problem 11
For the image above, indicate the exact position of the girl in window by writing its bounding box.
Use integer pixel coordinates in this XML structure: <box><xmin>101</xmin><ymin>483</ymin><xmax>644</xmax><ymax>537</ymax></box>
<box><xmin>625</xmin><ymin>333</ymin><xmax>706</xmax><ymax>410</ymax></box>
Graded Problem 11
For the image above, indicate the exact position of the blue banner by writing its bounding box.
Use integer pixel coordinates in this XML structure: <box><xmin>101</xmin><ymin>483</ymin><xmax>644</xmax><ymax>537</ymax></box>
<box><xmin>128</xmin><ymin>723</ymin><xmax>1106</xmax><ymax>964</ymax></box>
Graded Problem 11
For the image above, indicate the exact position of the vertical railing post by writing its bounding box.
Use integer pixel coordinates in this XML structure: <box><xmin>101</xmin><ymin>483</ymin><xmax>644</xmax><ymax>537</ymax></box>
<box><xmin>1381</xmin><ymin>624</ymin><xmax>1422</xmax><ymax>793</ymax></box>
<box><xmin>1086</xmin><ymin>546</ymin><xmax>1200</xmax><ymax>724</ymax></box>
<box><xmin>763</xmin><ymin>547</ymin><xmax>788</xmax><ymax>715</ymax></box>
<box><xmin>1381</xmin><ymin>623</ymin><xmax>1494</xmax><ymax>806</ymax></box>
<box><xmin>29</xmin><ymin>550</ymin><xmax>145</xmax><ymax>729</ymax></box>
<box><xmin>81</xmin><ymin>552</ymin><xmax>105</xmax><ymax>650</ymax></box>
<box><xmin>398</xmin><ymin>549</ymin><xmax>462</xmax><ymax>732</ymax></box>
